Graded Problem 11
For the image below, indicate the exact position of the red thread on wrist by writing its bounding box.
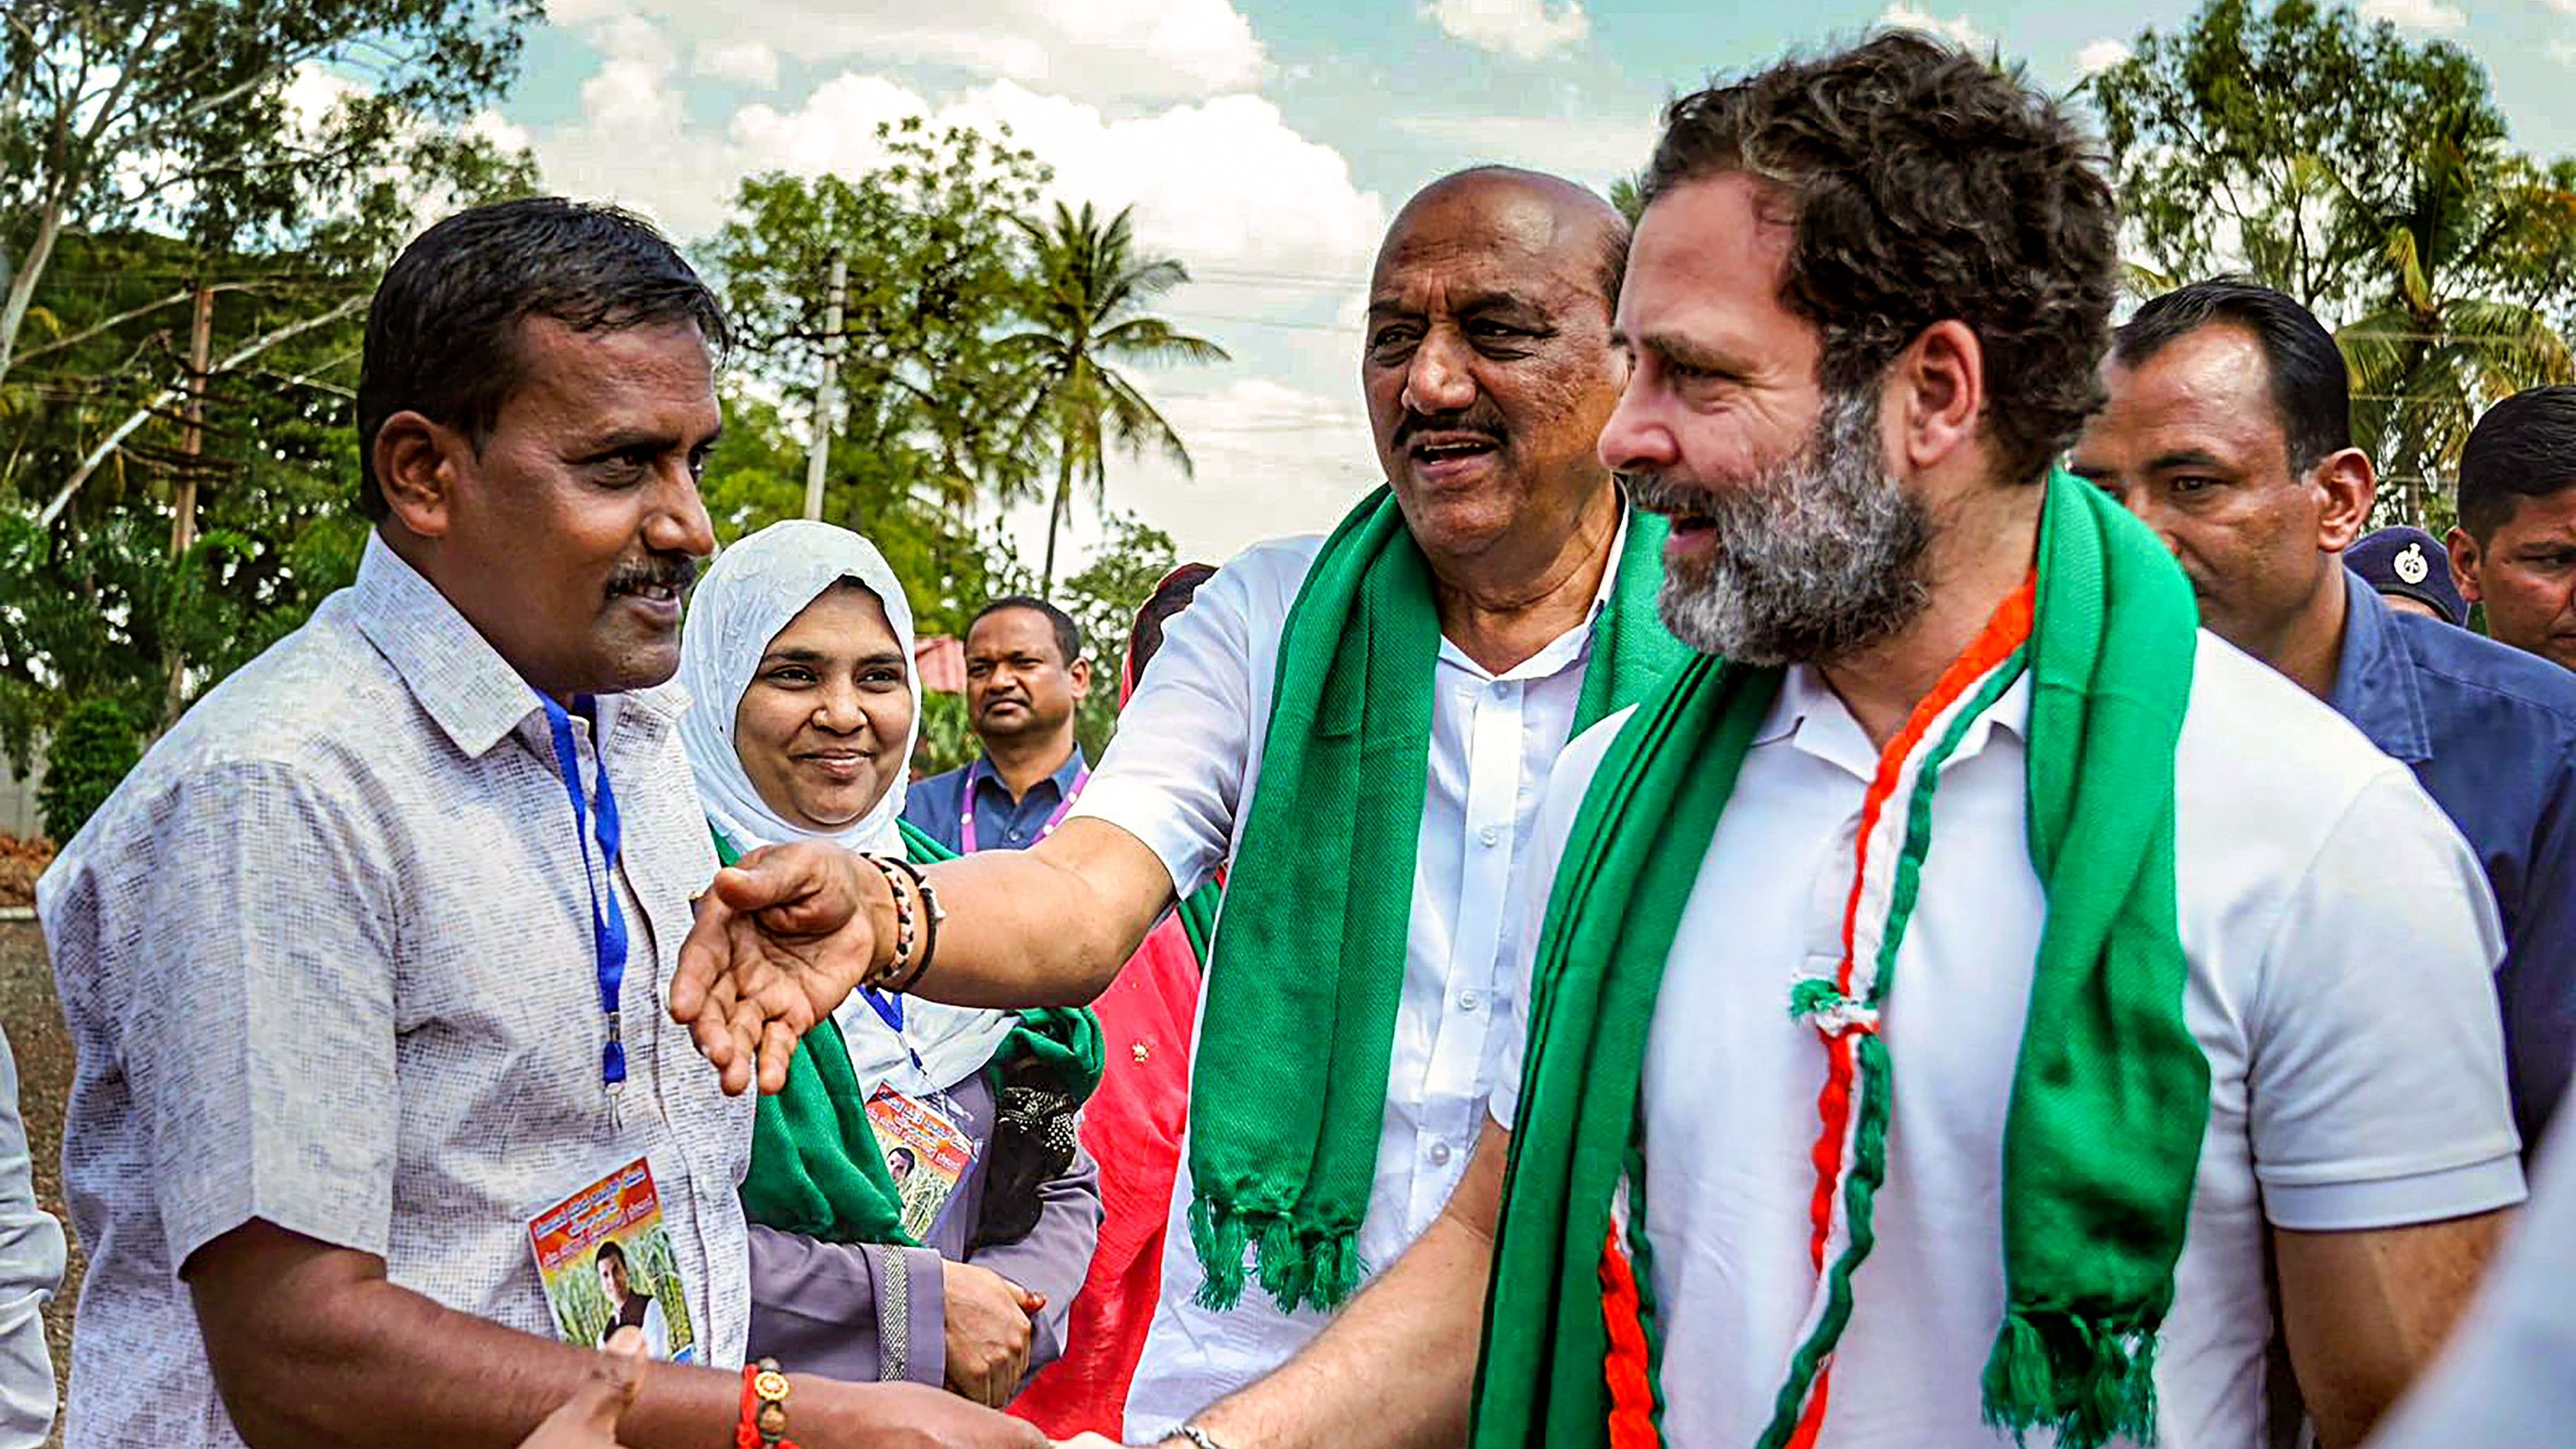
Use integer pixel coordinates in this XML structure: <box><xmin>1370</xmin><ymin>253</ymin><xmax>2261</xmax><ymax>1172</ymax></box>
<box><xmin>736</xmin><ymin>1363</ymin><xmax>800</xmax><ymax>1449</ymax></box>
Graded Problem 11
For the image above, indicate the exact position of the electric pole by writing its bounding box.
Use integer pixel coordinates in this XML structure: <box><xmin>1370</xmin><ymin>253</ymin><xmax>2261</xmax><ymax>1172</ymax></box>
<box><xmin>803</xmin><ymin>248</ymin><xmax>846</xmax><ymax>522</ymax></box>
<box><xmin>163</xmin><ymin>281</ymin><xmax>215</xmax><ymax>729</ymax></box>
<box><xmin>169</xmin><ymin>282</ymin><xmax>213</xmax><ymax>555</ymax></box>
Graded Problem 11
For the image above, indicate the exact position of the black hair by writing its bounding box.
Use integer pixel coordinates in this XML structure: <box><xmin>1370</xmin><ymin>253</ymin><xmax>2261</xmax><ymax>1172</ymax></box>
<box><xmin>2112</xmin><ymin>278</ymin><xmax>2351</xmax><ymax>473</ymax></box>
<box><xmin>2459</xmin><ymin>385</ymin><xmax>2576</xmax><ymax>542</ymax></box>
<box><xmin>594</xmin><ymin>1240</ymin><xmax>627</xmax><ymax>1270</ymax></box>
<box><xmin>1128</xmin><ymin>564</ymin><xmax>1219</xmax><ymax>680</ymax></box>
<box><xmin>356</xmin><ymin>196</ymin><xmax>730</xmax><ymax>521</ymax></box>
<box><xmin>970</xmin><ymin>595</ymin><xmax>1083</xmax><ymax>668</ymax></box>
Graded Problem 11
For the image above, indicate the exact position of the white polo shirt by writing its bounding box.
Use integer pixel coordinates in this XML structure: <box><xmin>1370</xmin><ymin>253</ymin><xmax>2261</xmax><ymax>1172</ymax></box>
<box><xmin>1492</xmin><ymin>632</ymin><xmax>2524</xmax><ymax>1447</ymax></box>
<box><xmin>1073</xmin><ymin>517</ymin><xmax>1629</xmax><ymax>1441</ymax></box>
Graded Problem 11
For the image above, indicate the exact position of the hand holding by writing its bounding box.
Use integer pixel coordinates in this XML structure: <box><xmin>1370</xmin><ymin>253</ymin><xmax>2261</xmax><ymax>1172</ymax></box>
<box><xmin>516</xmin><ymin>1327</ymin><xmax>646</xmax><ymax>1449</ymax></box>
<box><xmin>670</xmin><ymin>841</ymin><xmax>891</xmax><ymax>1093</ymax></box>
<box><xmin>941</xmin><ymin>1259</ymin><xmax>1043</xmax><ymax>1408</ymax></box>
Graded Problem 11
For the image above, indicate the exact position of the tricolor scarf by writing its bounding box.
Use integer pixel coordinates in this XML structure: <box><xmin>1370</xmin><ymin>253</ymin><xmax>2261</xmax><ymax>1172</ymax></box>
<box><xmin>734</xmin><ymin>820</ymin><xmax>1105</xmax><ymax>1246</ymax></box>
<box><xmin>1189</xmin><ymin>484</ymin><xmax>1686</xmax><ymax>1313</ymax></box>
<box><xmin>1474</xmin><ymin>472</ymin><xmax>2209</xmax><ymax>1449</ymax></box>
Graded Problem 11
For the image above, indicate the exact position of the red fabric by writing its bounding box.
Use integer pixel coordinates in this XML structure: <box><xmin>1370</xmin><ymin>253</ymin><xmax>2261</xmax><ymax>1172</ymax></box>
<box><xmin>913</xmin><ymin>635</ymin><xmax>967</xmax><ymax>695</ymax></box>
<box><xmin>1006</xmin><ymin>913</ymin><xmax>1204</xmax><ymax>1437</ymax></box>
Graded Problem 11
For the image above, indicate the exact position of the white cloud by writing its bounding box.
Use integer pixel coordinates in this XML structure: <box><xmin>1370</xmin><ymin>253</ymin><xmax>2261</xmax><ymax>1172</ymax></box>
<box><xmin>2074</xmin><ymin>38</ymin><xmax>2133</xmax><ymax>74</ymax></box>
<box><xmin>1388</xmin><ymin>112</ymin><xmax>1655</xmax><ymax>188</ymax></box>
<box><xmin>2359</xmin><ymin>0</ymin><xmax>2467</xmax><ymax>32</ymax></box>
<box><xmin>1876</xmin><ymin>4</ymin><xmax>1985</xmax><ymax>48</ymax></box>
<box><xmin>551</xmin><ymin>0</ymin><xmax>1261</xmax><ymax>102</ymax></box>
<box><xmin>998</xmin><ymin>378</ymin><xmax>1377</xmax><ymax>565</ymax></box>
<box><xmin>695</xmin><ymin>40</ymin><xmax>780</xmax><ymax>89</ymax></box>
<box><xmin>1419</xmin><ymin>0</ymin><xmax>1591</xmax><ymax>62</ymax></box>
<box><xmin>722</xmin><ymin>77</ymin><xmax>1386</xmax><ymax>279</ymax></box>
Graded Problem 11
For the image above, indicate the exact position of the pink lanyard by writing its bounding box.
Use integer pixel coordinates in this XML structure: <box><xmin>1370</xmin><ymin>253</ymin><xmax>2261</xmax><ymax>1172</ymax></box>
<box><xmin>958</xmin><ymin>758</ymin><xmax>1089</xmax><ymax>853</ymax></box>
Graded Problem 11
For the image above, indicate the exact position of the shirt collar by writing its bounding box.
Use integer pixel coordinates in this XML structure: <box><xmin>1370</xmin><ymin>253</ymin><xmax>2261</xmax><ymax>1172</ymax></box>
<box><xmin>2327</xmin><ymin>567</ymin><xmax>2433</xmax><ymax>764</ymax></box>
<box><xmin>1434</xmin><ymin>499</ymin><xmax>1633</xmax><ymax>683</ymax></box>
<box><xmin>1760</xmin><ymin>659</ymin><xmax>2033</xmax><ymax>783</ymax></box>
<box><xmin>349</xmin><ymin>531</ymin><xmax>690</xmax><ymax>761</ymax></box>
<box><xmin>975</xmin><ymin>742</ymin><xmax>1090</xmax><ymax>802</ymax></box>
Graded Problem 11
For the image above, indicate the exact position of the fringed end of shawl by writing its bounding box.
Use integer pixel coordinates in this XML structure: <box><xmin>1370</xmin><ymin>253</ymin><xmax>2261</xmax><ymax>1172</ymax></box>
<box><xmin>1188</xmin><ymin>1197</ymin><xmax>1368</xmax><ymax>1315</ymax></box>
<box><xmin>1189</xmin><ymin>1196</ymin><xmax>1251</xmax><ymax>1311</ymax></box>
<box><xmin>1306</xmin><ymin>1229</ymin><xmax>1365</xmax><ymax>1310</ymax></box>
<box><xmin>1978</xmin><ymin>1309</ymin><xmax>2162</xmax><ymax>1449</ymax></box>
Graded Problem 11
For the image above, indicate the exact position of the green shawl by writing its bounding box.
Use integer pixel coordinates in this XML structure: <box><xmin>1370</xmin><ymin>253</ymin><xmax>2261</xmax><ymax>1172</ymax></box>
<box><xmin>1189</xmin><ymin>484</ymin><xmax>1685</xmax><ymax>1313</ymax></box>
<box><xmin>1474</xmin><ymin>472</ymin><xmax>2209</xmax><ymax>1449</ymax></box>
<box><xmin>734</xmin><ymin>819</ymin><xmax>1104</xmax><ymax>1246</ymax></box>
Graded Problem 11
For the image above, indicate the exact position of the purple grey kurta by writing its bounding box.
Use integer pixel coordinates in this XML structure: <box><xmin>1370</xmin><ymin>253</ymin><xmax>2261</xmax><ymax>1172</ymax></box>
<box><xmin>745</xmin><ymin>1067</ymin><xmax>1102</xmax><ymax>1392</ymax></box>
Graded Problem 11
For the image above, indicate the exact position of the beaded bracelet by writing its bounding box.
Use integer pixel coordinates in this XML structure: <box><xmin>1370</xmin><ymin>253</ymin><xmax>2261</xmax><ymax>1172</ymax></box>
<box><xmin>859</xmin><ymin>853</ymin><xmax>917</xmax><ymax>988</ymax></box>
<box><xmin>734</xmin><ymin>1359</ymin><xmax>798</xmax><ymax>1449</ymax></box>
<box><xmin>876</xmin><ymin>855</ymin><xmax>944</xmax><ymax>993</ymax></box>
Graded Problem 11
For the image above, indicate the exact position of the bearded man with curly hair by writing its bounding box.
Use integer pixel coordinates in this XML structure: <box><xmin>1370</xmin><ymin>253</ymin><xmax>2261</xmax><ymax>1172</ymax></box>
<box><xmin>1052</xmin><ymin>31</ymin><xmax>2525</xmax><ymax>1449</ymax></box>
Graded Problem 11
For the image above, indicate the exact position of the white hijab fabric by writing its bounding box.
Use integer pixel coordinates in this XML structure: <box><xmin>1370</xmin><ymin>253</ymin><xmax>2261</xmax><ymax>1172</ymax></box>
<box><xmin>677</xmin><ymin>519</ymin><xmax>1012</xmax><ymax>1095</ymax></box>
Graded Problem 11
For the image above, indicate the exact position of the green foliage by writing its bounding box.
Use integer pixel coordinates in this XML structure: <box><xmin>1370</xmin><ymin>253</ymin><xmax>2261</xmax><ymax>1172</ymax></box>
<box><xmin>697</xmin><ymin>390</ymin><xmax>1000</xmax><ymax>638</ymax></box>
<box><xmin>1608</xmin><ymin>173</ymin><xmax>1645</xmax><ymax>227</ymax></box>
<box><xmin>0</xmin><ymin>0</ymin><xmax>540</xmax><ymax>387</ymax></box>
<box><xmin>0</xmin><ymin>1</ymin><xmax>536</xmax><ymax>782</ymax></box>
<box><xmin>994</xmin><ymin>511</ymin><xmax>1183</xmax><ymax>759</ymax></box>
<box><xmin>912</xmin><ymin>689</ymin><xmax>979</xmax><ymax>777</ymax></box>
<box><xmin>38</xmin><ymin>696</ymin><xmax>140</xmax><ymax>842</ymax></box>
<box><xmin>704</xmin><ymin>122</ymin><xmax>1052</xmax><ymax>529</ymax></box>
<box><xmin>2086</xmin><ymin>0</ymin><xmax>2576</xmax><ymax>525</ymax></box>
<box><xmin>1002</xmin><ymin>200</ymin><xmax>1227</xmax><ymax>587</ymax></box>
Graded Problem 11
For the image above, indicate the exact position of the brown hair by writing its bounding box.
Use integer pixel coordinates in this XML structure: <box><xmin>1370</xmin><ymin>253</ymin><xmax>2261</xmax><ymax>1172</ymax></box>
<box><xmin>1641</xmin><ymin>32</ymin><xmax>2119</xmax><ymax>483</ymax></box>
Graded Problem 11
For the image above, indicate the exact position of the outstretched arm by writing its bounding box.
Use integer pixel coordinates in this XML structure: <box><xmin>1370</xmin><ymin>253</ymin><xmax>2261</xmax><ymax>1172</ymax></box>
<box><xmin>671</xmin><ymin>819</ymin><xmax>1181</xmax><ymax>1087</ymax></box>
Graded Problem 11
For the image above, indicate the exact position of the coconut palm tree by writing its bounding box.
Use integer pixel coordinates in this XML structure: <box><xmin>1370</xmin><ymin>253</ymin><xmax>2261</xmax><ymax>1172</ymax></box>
<box><xmin>2335</xmin><ymin>129</ymin><xmax>2576</xmax><ymax>527</ymax></box>
<box><xmin>1001</xmin><ymin>201</ymin><xmax>1229</xmax><ymax>587</ymax></box>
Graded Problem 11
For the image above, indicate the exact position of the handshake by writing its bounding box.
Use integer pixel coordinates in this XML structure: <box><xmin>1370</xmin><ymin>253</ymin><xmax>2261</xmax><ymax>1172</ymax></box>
<box><xmin>514</xmin><ymin>1335</ymin><xmax>1204</xmax><ymax>1449</ymax></box>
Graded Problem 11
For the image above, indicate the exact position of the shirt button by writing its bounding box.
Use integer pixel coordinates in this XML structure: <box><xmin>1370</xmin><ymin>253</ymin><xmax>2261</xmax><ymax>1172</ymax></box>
<box><xmin>1479</xmin><ymin>825</ymin><xmax>1500</xmax><ymax>848</ymax></box>
<box><xmin>1457</xmin><ymin>990</ymin><xmax>1482</xmax><ymax>1012</ymax></box>
<box><xmin>1429</xmin><ymin>1141</ymin><xmax>1453</xmax><ymax>1166</ymax></box>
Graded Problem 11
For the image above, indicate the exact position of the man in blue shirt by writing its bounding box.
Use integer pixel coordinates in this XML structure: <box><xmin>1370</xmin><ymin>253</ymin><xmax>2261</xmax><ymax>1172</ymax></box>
<box><xmin>2074</xmin><ymin>277</ymin><xmax>2576</xmax><ymax>1150</ymax></box>
<box><xmin>2452</xmin><ymin>386</ymin><xmax>2576</xmax><ymax>676</ymax></box>
<box><xmin>905</xmin><ymin>596</ymin><xmax>1092</xmax><ymax>853</ymax></box>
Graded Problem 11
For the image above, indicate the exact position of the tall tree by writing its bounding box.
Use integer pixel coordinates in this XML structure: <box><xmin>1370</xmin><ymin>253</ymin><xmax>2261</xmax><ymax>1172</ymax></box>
<box><xmin>2337</xmin><ymin>130</ymin><xmax>2576</xmax><ymax>527</ymax></box>
<box><xmin>694</xmin><ymin>389</ymin><xmax>1002</xmax><ymax>639</ymax></box>
<box><xmin>2087</xmin><ymin>0</ymin><xmax>2576</xmax><ymax>524</ymax></box>
<box><xmin>1001</xmin><ymin>200</ymin><xmax>1226</xmax><ymax>588</ymax></box>
<box><xmin>0</xmin><ymin>0</ymin><xmax>536</xmax><ymax>394</ymax></box>
<box><xmin>706</xmin><ymin>121</ymin><xmax>1052</xmax><ymax>534</ymax></box>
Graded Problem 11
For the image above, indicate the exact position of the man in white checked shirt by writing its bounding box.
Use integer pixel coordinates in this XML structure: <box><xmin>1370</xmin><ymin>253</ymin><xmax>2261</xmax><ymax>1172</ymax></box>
<box><xmin>38</xmin><ymin>200</ymin><xmax>1037</xmax><ymax>1449</ymax></box>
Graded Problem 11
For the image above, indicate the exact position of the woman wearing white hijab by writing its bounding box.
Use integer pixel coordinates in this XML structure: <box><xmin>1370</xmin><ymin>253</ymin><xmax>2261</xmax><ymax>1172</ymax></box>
<box><xmin>678</xmin><ymin>520</ymin><xmax>1101</xmax><ymax>1407</ymax></box>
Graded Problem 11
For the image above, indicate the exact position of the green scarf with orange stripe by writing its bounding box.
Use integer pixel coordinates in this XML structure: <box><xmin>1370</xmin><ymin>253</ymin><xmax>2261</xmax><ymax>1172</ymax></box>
<box><xmin>1473</xmin><ymin>472</ymin><xmax>2208</xmax><ymax>1449</ymax></box>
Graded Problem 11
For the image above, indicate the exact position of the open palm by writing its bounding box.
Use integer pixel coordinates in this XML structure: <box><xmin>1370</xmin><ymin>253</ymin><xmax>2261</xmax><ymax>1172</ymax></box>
<box><xmin>671</xmin><ymin>841</ymin><xmax>884</xmax><ymax>1093</ymax></box>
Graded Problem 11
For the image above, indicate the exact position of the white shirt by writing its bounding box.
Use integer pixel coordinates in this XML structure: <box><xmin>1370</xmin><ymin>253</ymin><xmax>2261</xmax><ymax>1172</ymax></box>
<box><xmin>39</xmin><ymin>536</ymin><xmax>752</xmax><ymax>1448</ymax></box>
<box><xmin>1493</xmin><ymin>635</ymin><xmax>2524</xmax><ymax>1448</ymax></box>
<box><xmin>0</xmin><ymin>1024</ymin><xmax>64</xmax><ymax>1449</ymax></box>
<box><xmin>1073</xmin><ymin>516</ymin><xmax>1629</xmax><ymax>1441</ymax></box>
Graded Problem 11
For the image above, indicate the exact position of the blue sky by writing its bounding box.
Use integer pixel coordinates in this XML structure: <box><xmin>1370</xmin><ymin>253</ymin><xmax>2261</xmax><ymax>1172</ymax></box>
<box><xmin>483</xmin><ymin>0</ymin><xmax>2576</xmax><ymax>568</ymax></box>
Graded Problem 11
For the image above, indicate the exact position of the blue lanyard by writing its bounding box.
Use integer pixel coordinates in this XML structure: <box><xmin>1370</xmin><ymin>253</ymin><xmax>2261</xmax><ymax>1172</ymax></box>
<box><xmin>860</xmin><ymin>987</ymin><xmax>905</xmax><ymax>1033</ymax></box>
<box><xmin>541</xmin><ymin>695</ymin><xmax>629</xmax><ymax>1098</ymax></box>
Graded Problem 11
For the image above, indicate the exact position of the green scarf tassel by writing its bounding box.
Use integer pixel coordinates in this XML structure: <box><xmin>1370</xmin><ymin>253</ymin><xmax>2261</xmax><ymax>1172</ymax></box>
<box><xmin>1473</xmin><ymin>473</ymin><xmax>2208</xmax><ymax>1449</ymax></box>
<box><xmin>1190</xmin><ymin>485</ymin><xmax>1684</xmax><ymax>1313</ymax></box>
<box><xmin>732</xmin><ymin>819</ymin><xmax>1103</xmax><ymax>1246</ymax></box>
